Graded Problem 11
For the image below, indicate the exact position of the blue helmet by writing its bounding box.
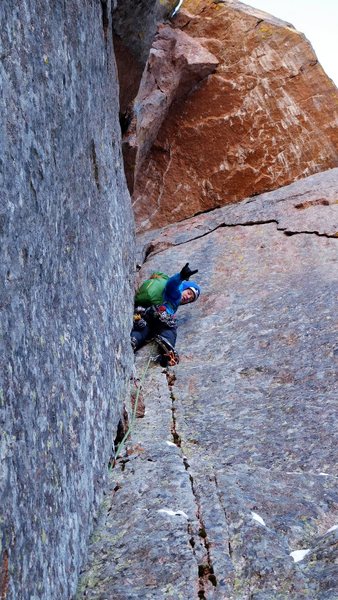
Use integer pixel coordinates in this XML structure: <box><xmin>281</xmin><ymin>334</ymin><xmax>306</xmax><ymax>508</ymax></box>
<box><xmin>179</xmin><ymin>280</ymin><xmax>201</xmax><ymax>301</ymax></box>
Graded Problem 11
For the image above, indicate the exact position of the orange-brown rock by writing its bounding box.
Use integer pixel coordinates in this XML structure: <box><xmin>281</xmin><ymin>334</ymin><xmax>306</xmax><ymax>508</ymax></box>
<box><xmin>113</xmin><ymin>0</ymin><xmax>179</xmax><ymax>114</ymax></box>
<box><xmin>122</xmin><ymin>24</ymin><xmax>219</xmax><ymax>192</ymax></box>
<box><xmin>132</xmin><ymin>0</ymin><xmax>338</xmax><ymax>231</ymax></box>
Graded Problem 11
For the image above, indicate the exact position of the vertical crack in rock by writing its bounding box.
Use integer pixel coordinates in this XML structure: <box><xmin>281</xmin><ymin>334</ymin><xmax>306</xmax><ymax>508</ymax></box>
<box><xmin>90</xmin><ymin>139</ymin><xmax>101</xmax><ymax>191</ymax></box>
<box><xmin>213</xmin><ymin>472</ymin><xmax>234</xmax><ymax>561</ymax></box>
<box><xmin>111</xmin><ymin>405</ymin><xmax>129</xmax><ymax>467</ymax></box>
<box><xmin>165</xmin><ymin>370</ymin><xmax>217</xmax><ymax>598</ymax></box>
<box><xmin>100</xmin><ymin>0</ymin><xmax>109</xmax><ymax>40</ymax></box>
<box><xmin>187</xmin><ymin>461</ymin><xmax>218</xmax><ymax>598</ymax></box>
<box><xmin>166</xmin><ymin>370</ymin><xmax>182</xmax><ymax>447</ymax></box>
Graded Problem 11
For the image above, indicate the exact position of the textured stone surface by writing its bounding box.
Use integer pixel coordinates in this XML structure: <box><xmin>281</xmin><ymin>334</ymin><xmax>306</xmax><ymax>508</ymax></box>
<box><xmin>79</xmin><ymin>170</ymin><xmax>338</xmax><ymax>598</ymax></box>
<box><xmin>113</xmin><ymin>0</ymin><xmax>178</xmax><ymax>65</ymax></box>
<box><xmin>122</xmin><ymin>24</ymin><xmax>219</xmax><ymax>192</ymax></box>
<box><xmin>136</xmin><ymin>167</ymin><xmax>338</xmax><ymax>262</ymax></box>
<box><xmin>113</xmin><ymin>34</ymin><xmax>144</xmax><ymax>116</ymax></box>
<box><xmin>113</xmin><ymin>0</ymin><xmax>179</xmax><ymax>125</ymax></box>
<box><xmin>133</xmin><ymin>0</ymin><xmax>338</xmax><ymax>231</ymax></box>
<box><xmin>77</xmin><ymin>366</ymin><xmax>206</xmax><ymax>599</ymax></box>
<box><xmin>0</xmin><ymin>2</ymin><xmax>134</xmax><ymax>599</ymax></box>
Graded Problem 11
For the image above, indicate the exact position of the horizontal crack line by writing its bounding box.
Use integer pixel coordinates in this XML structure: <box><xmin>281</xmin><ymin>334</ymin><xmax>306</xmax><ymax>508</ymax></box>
<box><xmin>143</xmin><ymin>218</ymin><xmax>337</xmax><ymax>261</ymax></box>
<box><xmin>282</xmin><ymin>228</ymin><xmax>338</xmax><ymax>238</ymax></box>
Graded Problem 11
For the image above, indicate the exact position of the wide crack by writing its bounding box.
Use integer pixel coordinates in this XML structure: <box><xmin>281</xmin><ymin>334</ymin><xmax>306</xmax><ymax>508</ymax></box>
<box><xmin>165</xmin><ymin>369</ymin><xmax>217</xmax><ymax>598</ymax></box>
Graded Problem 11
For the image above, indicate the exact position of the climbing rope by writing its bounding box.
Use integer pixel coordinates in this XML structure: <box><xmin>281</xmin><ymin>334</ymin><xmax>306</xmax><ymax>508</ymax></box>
<box><xmin>114</xmin><ymin>356</ymin><xmax>152</xmax><ymax>461</ymax></box>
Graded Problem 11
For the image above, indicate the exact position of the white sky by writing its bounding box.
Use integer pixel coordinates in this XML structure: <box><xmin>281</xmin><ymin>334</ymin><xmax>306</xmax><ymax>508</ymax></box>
<box><xmin>249</xmin><ymin>0</ymin><xmax>338</xmax><ymax>86</ymax></box>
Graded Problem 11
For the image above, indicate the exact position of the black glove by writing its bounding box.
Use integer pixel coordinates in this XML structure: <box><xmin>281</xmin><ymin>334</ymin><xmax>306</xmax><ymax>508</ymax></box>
<box><xmin>180</xmin><ymin>262</ymin><xmax>198</xmax><ymax>280</ymax></box>
<box><xmin>133</xmin><ymin>314</ymin><xmax>147</xmax><ymax>330</ymax></box>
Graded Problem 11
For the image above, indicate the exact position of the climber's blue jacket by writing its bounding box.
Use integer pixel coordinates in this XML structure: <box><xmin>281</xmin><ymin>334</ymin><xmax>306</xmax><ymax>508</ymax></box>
<box><xmin>162</xmin><ymin>273</ymin><xmax>201</xmax><ymax>315</ymax></box>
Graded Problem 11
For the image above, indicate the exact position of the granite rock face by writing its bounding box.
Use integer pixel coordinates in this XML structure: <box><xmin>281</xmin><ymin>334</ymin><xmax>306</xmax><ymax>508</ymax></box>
<box><xmin>113</xmin><ymin>0</ymin><xmax>178</xmax><ymax>65</ymax></box>
<box><xmin>123</xmin><ymin>24</ymin><xmax>219</xmax><ymax>192</ymax></box>
<box><xmin>113</xmin><ymin>0</ymin><xmax>179</xmax><ymax>136</ymax></box>
<box><xmin>132</xmin><ymin>0</ymin><xmax>338</xmax><ymax>231</ymax></box>
<box><xmin>78</xmin><ymin>169</ymin><xmax>338</xmax><ymax>598</ymax></box>
<box><xmin>137</xmin><ymin>167</ymin><xmax>338</xmax><ymax>260</ymax></box>
<box><xmin>0</xmin><ymin>2</ymin><xmax>134</xmax><ymax>599</ymax></box>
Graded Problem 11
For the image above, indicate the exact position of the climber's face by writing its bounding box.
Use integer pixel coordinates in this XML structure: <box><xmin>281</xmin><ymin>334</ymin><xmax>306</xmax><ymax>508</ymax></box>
<box><xmin>181</xmin><ymin>288</ymin><xmax>196</xmax><ymax>304</ymax></box>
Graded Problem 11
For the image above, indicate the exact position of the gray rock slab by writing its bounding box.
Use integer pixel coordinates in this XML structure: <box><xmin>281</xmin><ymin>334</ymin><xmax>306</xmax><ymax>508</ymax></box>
<box><xmin>136</xmin><ymin>167</ymin><xmax>338</xmax><ymax>264</ymax></box>
<box><xmin>80</xmin><ymin>175</ymin><xmax>338</xmax><ymax>598</ymax></box>
<box><xmin>77</xmin><ymin>363</ymin><xmax>210</xmax><ymax>599</ymax></box>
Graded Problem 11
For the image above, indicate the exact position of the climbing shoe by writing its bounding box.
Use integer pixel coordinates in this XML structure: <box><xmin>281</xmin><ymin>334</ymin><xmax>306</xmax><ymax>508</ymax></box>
<box><xmin>154</xmin><ymin>335</ymin><xmax>180</xmax><ymax>367</ymax></box>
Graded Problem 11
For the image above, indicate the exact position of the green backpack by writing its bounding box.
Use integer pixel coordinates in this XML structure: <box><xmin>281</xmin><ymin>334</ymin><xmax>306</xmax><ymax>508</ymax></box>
<box><xmin>135</xmin><ymin>272</ymin><xmax>170</xmax><ymax>307</ymax></box>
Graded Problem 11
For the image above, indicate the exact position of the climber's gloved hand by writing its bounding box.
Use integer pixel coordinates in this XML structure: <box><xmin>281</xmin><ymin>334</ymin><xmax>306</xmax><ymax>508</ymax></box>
<box><xmin>133</xmin><ymin>313</ymin><xmax>147</xmax><ymax>330</ymax></box>
<box><xmin>180</xmin><ymin>262</ymin><xmax>198</xmax><ymax>280</ymax></box>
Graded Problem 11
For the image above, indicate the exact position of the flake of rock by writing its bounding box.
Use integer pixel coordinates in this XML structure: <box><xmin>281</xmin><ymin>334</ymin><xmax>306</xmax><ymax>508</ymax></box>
<box><xmin>326</xmin><ymin>525</ymin><xmax>338</xmax><ymax>534</ymax></box>
<box><xmin>123</xmin><ymin>24</ymin><xmax>218</xmax><ymax>192</ymax></box>
<box><xmin>113</xmin><ymin>0</ymin><xmax>181</xmax><ymax>123</ymax></box>
<box><xmin>133</xmin><ymin>0</ymin><xmax>338</xmax><ymax>231</ymax></box>
<box><xmin>252</xmin><ymin>512</ymin><xmax>267</xmax><ymax>527</ymax></box>
<box><xmin>158</xmin><ymin>508</ymin><xmax>189</xmax><ymax>518</ymax></box>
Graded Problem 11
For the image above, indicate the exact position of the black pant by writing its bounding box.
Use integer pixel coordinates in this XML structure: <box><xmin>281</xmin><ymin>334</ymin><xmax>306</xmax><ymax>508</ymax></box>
<box><xmin>131</xmin><ymin>308</ymin><xmax>177</xmax><ymax>352</ymax></box>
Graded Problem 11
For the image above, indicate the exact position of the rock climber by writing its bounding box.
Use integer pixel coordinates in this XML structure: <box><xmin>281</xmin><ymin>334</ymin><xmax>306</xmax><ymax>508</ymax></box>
<box><xmin>131</xmin><ymin>263</ymin><xmax>201</xmax><ymax>367</ymax></box>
